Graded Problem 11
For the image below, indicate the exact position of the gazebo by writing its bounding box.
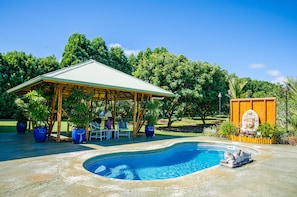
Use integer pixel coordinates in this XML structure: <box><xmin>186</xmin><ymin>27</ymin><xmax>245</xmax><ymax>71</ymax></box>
<box><xmin>7</xmin><ymin>59</ymin><xmax>174</xmax><ymax>142</ymax></box>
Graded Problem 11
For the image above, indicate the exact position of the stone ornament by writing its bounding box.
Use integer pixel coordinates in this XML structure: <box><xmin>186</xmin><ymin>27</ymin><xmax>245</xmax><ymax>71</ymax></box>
<box><xmin>240</xmin><ymin>109</ymin><xmax>259</xmax><ymax>136</ymax></box>
<box><xmin>220</xmin><ymin>149</ymin><xmax>253</xmax><ymax>168</ymax></box>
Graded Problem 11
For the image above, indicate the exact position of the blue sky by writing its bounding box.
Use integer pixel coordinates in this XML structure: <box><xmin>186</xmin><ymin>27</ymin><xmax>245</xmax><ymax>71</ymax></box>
<box><xmin>1</xmin><ymin>0</ymin><xmax>296</xmax><ymax>84</ymax></box>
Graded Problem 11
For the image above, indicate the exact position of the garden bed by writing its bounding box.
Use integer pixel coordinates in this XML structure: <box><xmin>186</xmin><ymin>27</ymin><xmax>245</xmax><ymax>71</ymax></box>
<box><xmin>228</xmin><ymin>135</ymin><xmax>276</xmax><ymax>144</ymax></box>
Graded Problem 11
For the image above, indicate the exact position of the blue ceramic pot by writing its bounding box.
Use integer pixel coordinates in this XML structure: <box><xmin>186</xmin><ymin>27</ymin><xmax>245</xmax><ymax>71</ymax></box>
<box><xmin>72</xmin><ymin>127</ymin><xmax>86</xmax><ymax>143</ymax></box>
<box><xmin>16</xmin><ymin>121</ymin><xmax>27</xmax><ymax>134</ymax></box>
<box><xmin>33</xmin><ymin>126</ymin><xmax>47</xmax><ymax>142</ymax></box>
<box><xmin>145</xmin><ymin>125</ymin><xmax>154</xmax><ymax>137</ymax></box>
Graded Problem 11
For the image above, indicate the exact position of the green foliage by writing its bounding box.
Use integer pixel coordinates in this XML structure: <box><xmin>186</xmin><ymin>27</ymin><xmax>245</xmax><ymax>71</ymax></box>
<box><xmin>36</xmin><ymin>56</ymin><xmax>60</xmax><ymax>75</ymax></box>
<box><xmin>108</xmin><ymin>46</ymin><xmax>132</xmax><ymax>75</ymax></box>
<box><xmin>3</xmin><ymin>32</ymin><xmax>292</xmax><ymax>128</ymax></box>
<box><xmin>144</xmin><ymin>100</ymin><xmax>160</xmax><ymax>126</ymax></box>
<box><xmin>116</xmin><ymin>100</ymin><xmax>133</xmax><ymax>121</ymax></box>
<box><xmin>184</xmin><ymin>62</ymin><xmax>228</xmax><ymax>124</ymax></box>
<box><xmin>288</xmin><ymin>114</ymin><xmax>297</xmax><ymax>131</ymax></box>
<box><xmin>63</xmin><ymin>87</ymin><xmax>93</xmax><ymax>128</ymax></box>
<box><xmin>61</xmin><ymin>33</ymin><xmax>91</xmax><ymax>67</ymax></box>
<box><xmin>257</xmin><ymin>122</ymin><xmax>275</xmax><ymax>138</ymax></box>
<box><xmin>60</xmin><ymin>33</ymin><xmax>133</xmax><ymax>75</ymax></box>
<box><xmin>287</xmin><ymin>77</ymin><xmax>297</xmax><ymax>103</ymax></box>
<box><xmin>89</xmin><ymin>37</ymin><xmax>109</xmax><ymax>65</ymax></box>
<box><xmin>283</xmin><ymin>77</ymin><xmax>297</xmax><ymax>133</ymax></box>
<box><xmin>133</xmin><ymin>48</ymin><xmax>185</xmax><ymax>127</ymax></box>
<box><xmin>218</xmin><ymin>120</ymin><xmax>238</xmax><ymax>137</ymax></box>
<box><xmin>13</xmin><ymin>108</ymin><xmax>27</xmax><ymax>122</ymax></box>
<box><xmin>15</xmin><ymin>90</ymin><xmax>50</xmax><ymax>127</ymax></box>
<box><xmin>0</xmin><ymin>51</ymin><xmax>59</xmax><ymax>119</ymax></box>
<box><xmin>244</xmin><ymin>78</ymin><xmax>281</xmax><ymax>98</ymax></box>
<box><xmin>228</xmin><ymin>75</ymin><xmax>248</xmax><ymax>99</ymax></box>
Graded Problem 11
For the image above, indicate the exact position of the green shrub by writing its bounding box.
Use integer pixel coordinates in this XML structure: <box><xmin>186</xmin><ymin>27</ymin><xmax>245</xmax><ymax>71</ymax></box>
<box><xmin>257</xmin><ymin>122</ymin><xmax>275</xmax><ymax>138</ymax></box>
<box><xmin>218</xmin><ymin>121</ymin><xmax>238</xmax><ymax>137</ymax></box>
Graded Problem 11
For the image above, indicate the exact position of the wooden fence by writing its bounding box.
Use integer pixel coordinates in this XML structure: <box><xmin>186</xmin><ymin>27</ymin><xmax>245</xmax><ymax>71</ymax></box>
<box><xmin>230</xmin><ymin>97</ymin><xmax>276</xmax><ymax>127</ymax></box>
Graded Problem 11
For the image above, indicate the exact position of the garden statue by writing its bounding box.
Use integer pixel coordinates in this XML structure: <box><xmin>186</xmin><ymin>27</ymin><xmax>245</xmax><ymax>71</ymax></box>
<box><xmin>220</xmin><ymin>149</ymin><xmax>253</xmax><ymax>168</ymax></box>
<box><xmin>240</xmin><ymin>109</ymin><xmax>259</xmax><ymax>136</ymax></box>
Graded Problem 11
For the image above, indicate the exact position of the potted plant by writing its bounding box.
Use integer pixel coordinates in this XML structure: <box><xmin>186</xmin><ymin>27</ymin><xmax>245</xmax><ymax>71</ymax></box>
<box><xmin>64</xmin><ymin>87</ymin><xmax>92</xmax><ymax>143</ymax></box>
<box><xmin>144</xmin><ymin>100</ymin><xmax>159</xmax><ymax>137</ymax></box>
<box><xmin>13</xmin><ymin>107</ymin><xmax>28</xmax><ymax>134</ymax></box>
<box><xmin>15</xmin><ymin>90</ymin><xmax>50</xmax><ymax>142</ymax></box>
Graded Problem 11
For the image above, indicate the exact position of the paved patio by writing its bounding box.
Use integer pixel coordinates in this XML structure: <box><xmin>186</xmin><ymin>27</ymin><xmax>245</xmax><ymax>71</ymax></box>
<box><xmin>0</xmin><ymin>132</ymin><xmax>297</xmax><ymax>197</ymax></box>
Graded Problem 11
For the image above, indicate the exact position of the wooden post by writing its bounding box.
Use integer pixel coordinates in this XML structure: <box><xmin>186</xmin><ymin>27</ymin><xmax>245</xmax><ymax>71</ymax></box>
<box><xmin>48</xmin><ymin>85</ymin><xmax>59</xmax><ymax>138</ymax></box>
<box><xmin>113</xmin><ymin>96</ymin><xmax>117</xmax><ymax>129</ymax></box>
<box><xmin>56</xmin><ymin>84</ymin><xmax>62</xmax><ymax>142</ymax></box>
<box><xmin>133</xmin><ymin>92</ymin><xmax>137</xmax><ymax>135</ymax></box>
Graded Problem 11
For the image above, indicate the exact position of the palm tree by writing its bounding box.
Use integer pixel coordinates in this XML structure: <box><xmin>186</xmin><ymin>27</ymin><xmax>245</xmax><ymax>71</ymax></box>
<box><xmin>286</xmin><ymin>77</ymin><xmax>297</xmax><ymax>131</ymax></box>
<box><xmin>286</xmin><ymin>77</ymin><xmax>297</xmax><ymax>102</ymax></box>
<box><xmin>228</xmin><ymin>76</ymin><xmax>248</xmax><ymax>99</ymax></box>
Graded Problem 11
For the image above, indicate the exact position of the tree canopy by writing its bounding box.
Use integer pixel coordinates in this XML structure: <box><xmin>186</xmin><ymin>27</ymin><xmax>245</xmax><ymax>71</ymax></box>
<box><xmin>1</xmin><ymin>32</ymin><xmax>286</xmax><ymax>132</ymax></box>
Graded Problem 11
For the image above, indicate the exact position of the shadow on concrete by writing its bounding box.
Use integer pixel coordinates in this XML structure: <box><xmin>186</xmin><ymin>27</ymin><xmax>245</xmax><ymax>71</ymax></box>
<box><xmin>0</xmin><ymin>132</ymin><xmax>186</xmax><ymax>161</ymax></box>
<box><xmin>0</xmin><ymin>132</ymin><xmax>93</xmax><ymax>162</ymax></box>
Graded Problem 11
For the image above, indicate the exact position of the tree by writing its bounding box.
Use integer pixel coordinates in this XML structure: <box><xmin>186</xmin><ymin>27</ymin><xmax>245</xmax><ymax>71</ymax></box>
<box><xmin>287</xmin><ymin>77</ymin><xmax>297</xmax><ymax>102</ymax></box>
<box><xmin>184</xmin><ymin>61</ymin><xmax>228</xmax><ymax>124</ymax></box>
<box><xmin>228</xmin><ymin>75</ymin><xmax>248</xmax><ymax>99</ymax></box>
<box><xmin>244</xmin><ymin>78</ymin><xmax>280</xmax><ymax>98</ymax></box>
<box><xmin>0</xmin><ymin>51</ymin><xmax>59</xmax><ymax>118</ymax></box>
<box><xmin>133</xmin><ymin>47</ymin><xmax>188</xmax><ymax>128</ymax></box>
<box><xmin>286</xmin><ymin>77</ymin><xmax>297</xmax><ymax>131</ymax></box>
<box><xmin>108</xmin><ymin>46</ymin><xmax>132</xmax><ymax>75</ymax></box>
<box><xmin>36</xmin><ymin>56</ymin><xmax>60</xmax><ymax>75</ymax></box>
<box><xmin>89</xmin><ymin>37</ymin><xmax>109</xmax><ymax>65</ymax></box>
<box><xmin>60</xmin><ymin>33</ymin><xmax>90</xmax><ymax>67</ymax></box>
<box><xmin>0</xmin><ymin>51</ymin><xmax>39</xmax><ymax>118</ymax></box>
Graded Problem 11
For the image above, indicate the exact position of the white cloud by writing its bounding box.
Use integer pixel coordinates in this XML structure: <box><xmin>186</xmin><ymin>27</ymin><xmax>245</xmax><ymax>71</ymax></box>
<box><xmin>249</xmin><ymin>63</ymin><xmax>266</xmax><ymax>69</ymax></box>
<box><xmin>124</xmin><ymin>49</ymin><xmax>140</xmax><ymax>56</ymax></box>
<box><xmin>109</xmin><ymin>43</ymin><xmax>122</xmax><ymax>48</ymax></box>
<box><xmin>266</xmin><ymin>69</ymin><xmax>281</xmax><ymax>77</ymax></box>
<box><xmin>109</xmin><ymin>43</ymin><xmax>140</xmax><ymax>56</ymax></box>
<box><xmin>271</xmin><ymin>76</ymin><xmax>286</xmax><ymax>84</ymax></box>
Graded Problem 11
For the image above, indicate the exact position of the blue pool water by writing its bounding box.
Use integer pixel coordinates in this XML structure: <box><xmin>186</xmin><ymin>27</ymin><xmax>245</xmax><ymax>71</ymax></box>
<box><xmin>83</xmin><ymin>142</ymin><xmax>237</xmax><ymax>180</ymax></box>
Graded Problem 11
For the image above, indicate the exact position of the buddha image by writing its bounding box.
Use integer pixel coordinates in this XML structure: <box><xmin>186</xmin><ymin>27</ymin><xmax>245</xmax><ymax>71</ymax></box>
<box><xmin>244</xmin><ymin>112</ymin><xmax>255</xmax><ymax>129</ymax></box>
<box><xmin>241</xmin><ymin>110</ymin><xmax>259</xmax><ymax>135</ymax></box>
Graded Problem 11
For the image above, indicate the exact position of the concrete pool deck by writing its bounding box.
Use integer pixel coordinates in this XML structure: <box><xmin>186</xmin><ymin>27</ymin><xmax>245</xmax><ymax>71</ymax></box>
<box><xmin>0</xmin><ymin>132</ymin><xmax>297</xmax><ymax>197</ymax></box>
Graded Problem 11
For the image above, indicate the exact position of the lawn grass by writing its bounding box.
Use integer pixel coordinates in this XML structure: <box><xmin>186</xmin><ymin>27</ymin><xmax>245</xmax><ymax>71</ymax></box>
<box><xmin>0</xmin><ymin>117</ymin><xmax>218</xmax><ymax>137</ymax></box>
<box><xmin>0</xmin><ymin>120</ymin><xmax>17</xmax><ymax>133</ymax></box>
<box><xmin>0</xmin><ymin>120</ymin><xmax>69</xmax><ymax>134</ymax></box>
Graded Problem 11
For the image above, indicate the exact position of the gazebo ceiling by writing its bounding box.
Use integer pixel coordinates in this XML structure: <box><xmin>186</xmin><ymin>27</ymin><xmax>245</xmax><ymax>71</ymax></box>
<box><xmin>7</xmin><ymin>59</ymin><xmax>174</xmax><ymax>100</ymax></box>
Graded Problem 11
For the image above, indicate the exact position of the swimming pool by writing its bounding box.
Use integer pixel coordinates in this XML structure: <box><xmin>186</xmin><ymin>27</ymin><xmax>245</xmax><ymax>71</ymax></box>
<box><xmin>83</xmin><ymin>142</ymin><xmax>243</xmax><ymax>180</ymax></box>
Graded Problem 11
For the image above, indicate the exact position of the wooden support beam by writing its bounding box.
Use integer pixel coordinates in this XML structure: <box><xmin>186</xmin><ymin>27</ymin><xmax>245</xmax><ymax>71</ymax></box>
<box><xmin>48</xmin><ymin>85</ymin><xmax>59</xmax><ymax>137</ymax></box>
<box><xmin>133</xmin><ymin>92</ymin><xmax>137</xmax><ymax>135</ymax></box>
<box><xmin>56</xmin><ymin>84</ymin><xmax>63</xmax><ymax>142</ymax></box>
<box><xmin>113</xmin><ymin>97</ymin><xmax>117</xmax><ymax>129</ymax></box>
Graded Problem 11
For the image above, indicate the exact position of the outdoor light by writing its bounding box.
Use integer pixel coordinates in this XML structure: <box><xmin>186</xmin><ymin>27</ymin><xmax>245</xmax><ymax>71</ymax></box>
<box><xmin>218</xmin><ymin>92</ymin><xmax>222</xmax><ymax>115</ymax></box>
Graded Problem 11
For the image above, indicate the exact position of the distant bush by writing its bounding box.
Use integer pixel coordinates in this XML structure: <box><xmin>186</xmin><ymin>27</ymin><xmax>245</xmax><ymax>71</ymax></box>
<box><xmin>203</xmin><ymin>125</ymin><xmax>218</xmax><ymax>137</ymax></box>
